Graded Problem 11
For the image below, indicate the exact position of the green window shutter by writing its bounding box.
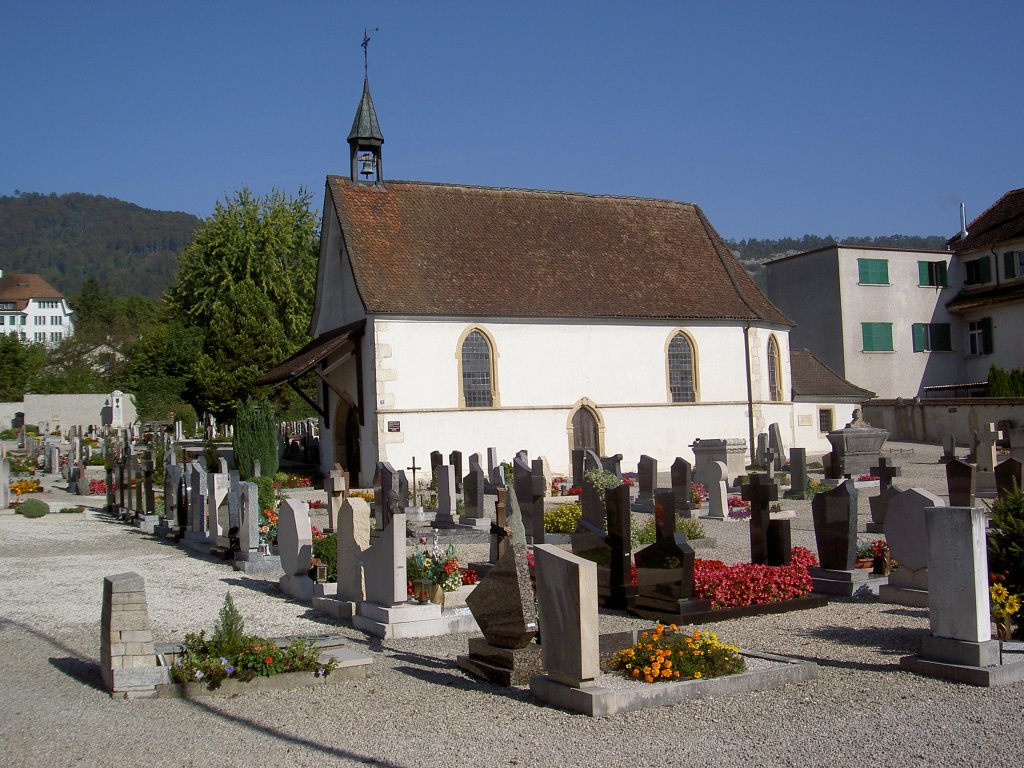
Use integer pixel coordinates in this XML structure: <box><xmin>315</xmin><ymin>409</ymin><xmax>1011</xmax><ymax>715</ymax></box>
<box><xmin>912</xmin><ymin>323</ymin><xmax>926</xmax><ymax>352</ymax></box>
<box><xmin>858</xmin><ymin>258</ymin><xmax>888</xmax><ymax>284</ymax></box>
<box><xmin>862</xmin><ymin>322</ymin><xmax>894</xmax><ymax>351</ymax></box>
<box><xmin>918</xmin><ymin>261</ymin><xmax>930</xmax><ymax>286</ymax></box>
<box><xmin>1005</xmin><ymin>252</ymin><xmax>1017</xmax><ymax>279</ymax></box>
<box><xmin>980</xmin><ymin>257</ymin><xmax>991</xmax><ymax>283</ymax></box>
<box><xmin>862</xmin><ymin>323</ymin><xmax>875</xmax><ymax>351</ymax></box>
<box><xmin>879</xmin><ymin>323</ymin><xmax>893</xmax><ymax>351</ymax></box>
<box><xmin>858</xmin><ymin>259</ymin><xmax>870</xmax><ymax>283</ymax></box>
<box><xmin>982</xmin><ymin>317</ymin><xmax>994</xmax><ymax>354</ymax></box>
<box><xmin>937</xmin><ymin>261</ymin><xmax>947</xmax><ymax>286</ymax></box>
<box><xmin>931</xmin><ymin>323</ymin><xmax>952</xmax><ymax>352</ymax></box>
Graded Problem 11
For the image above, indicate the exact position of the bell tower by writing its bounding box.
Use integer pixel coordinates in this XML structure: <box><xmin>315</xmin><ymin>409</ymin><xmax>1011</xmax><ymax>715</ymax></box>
<box><xmin>348</xmin><ymin>30</ymin><xmax>384</xmax><ymax>184</ymax></box>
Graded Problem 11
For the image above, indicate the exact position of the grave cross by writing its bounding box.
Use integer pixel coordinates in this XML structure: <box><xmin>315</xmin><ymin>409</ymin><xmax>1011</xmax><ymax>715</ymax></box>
<box><xmin>870</xmin><ymin>457</ymin><xmax>902</xmax><ymax>492</ymax></box>
<box><xmin>407</xmin><ymin>457</ymin><xmax>421</xmax><ymax>505</ymax></box>
<box><xmin>977</xmin><ymin>422</ymin><xmax>1002</xmax><ymax>473</ymax></box>
<box><xmin>764</xmin><ymin>446</ymin><xmax>777</xmax><ymax>479</ymax></box>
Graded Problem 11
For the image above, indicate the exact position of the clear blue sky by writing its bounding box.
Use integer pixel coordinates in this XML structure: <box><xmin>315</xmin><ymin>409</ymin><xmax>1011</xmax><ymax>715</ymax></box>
<box><xmin>2</xmin><ymin>1</ymin><xmax>1021</xmax><ymax>240</ymax></box>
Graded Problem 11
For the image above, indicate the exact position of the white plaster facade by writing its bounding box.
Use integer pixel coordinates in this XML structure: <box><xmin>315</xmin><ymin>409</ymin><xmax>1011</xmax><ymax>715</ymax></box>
<box><xmin>766</xmin><ymin>245</ymin><xmax>961</xmax><ymax>398</ymax></box>
<box><xmin>0</xmin><ymin>271</ymin><xmax>75</xmax><ymax>347</ymax></box>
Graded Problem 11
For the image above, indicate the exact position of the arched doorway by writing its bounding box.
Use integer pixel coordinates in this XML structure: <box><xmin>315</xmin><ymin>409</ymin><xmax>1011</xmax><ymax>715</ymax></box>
<box><xmin>333</xmin><ymin>397</ymin><xmax>361</xmax><ymax>487</ymax></box>
<box><xmin>572</xmin><ymin>406</ymin><xmax>599</xmax><ymax>453</ymax></box>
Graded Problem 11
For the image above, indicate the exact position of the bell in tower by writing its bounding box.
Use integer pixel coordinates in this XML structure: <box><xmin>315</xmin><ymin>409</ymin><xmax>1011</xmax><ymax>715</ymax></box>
<box><xmin>348</xmin><ymin>31</ymin><xmax>384</xmax><ymax>184</ymax></box>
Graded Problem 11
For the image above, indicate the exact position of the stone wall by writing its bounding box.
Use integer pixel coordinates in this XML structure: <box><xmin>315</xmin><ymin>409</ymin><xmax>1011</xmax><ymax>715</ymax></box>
<box><xmin>863</xmin><ymin>398</ymin><xmax>1024</xmax><ymax>445</ymax></box>
<box><xmin>0</xmin><ymin>393</ymin><xmax>137</xmax><ymax>432</ymax></box>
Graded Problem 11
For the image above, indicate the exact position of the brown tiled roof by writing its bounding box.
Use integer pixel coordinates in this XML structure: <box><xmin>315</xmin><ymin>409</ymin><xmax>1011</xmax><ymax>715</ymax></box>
<box><xmin>946</xmin><ymin>281</ymin><xmax>1024</xmax><ymax>313</ymax></box>
<box><xmin>790</xmin><ymin>348</ymin><xmax>874</xmax><ymax>401</ymax></box>
<box><xmin>327</xmin><ymin>178</ymin><xmax>791</xmax><ymax>324</ymax></box>
<box><xmin>0</xmin><ymin>273</ymin><xmax>64</xmax><ymax>311</ymax></box>
<box><xmin>254</xmin><ymin>320</ymin><xmax>364</xmax><ymax>387</ymax></box>
<box><xmin>948</xmin><ymin>187</ymin><xmax>1024</xmax><ymax>251</ymax></box>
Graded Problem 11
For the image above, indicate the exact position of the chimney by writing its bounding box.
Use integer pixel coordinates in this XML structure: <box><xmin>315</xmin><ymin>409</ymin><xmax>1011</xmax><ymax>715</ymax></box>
<box><xmin>959</xmin><ymin>202</ymin><xmax>969</xmax><ymax>240</ymax></box>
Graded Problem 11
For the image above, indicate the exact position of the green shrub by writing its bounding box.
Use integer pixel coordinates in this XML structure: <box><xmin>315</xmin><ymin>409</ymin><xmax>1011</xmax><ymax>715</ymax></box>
<box><xmin>86</xmin><ymin>454</ymin><xmax>106</xmax><ymax>466</ymax></box>
<box><xmin>544</xmin><ymin>502</ymin><xmax>583</xmax><ymax>533</ymax></box>
<box><xmin>0</xmin><ymin>428</ymin><xmax>16</xmax><ymax>440</ymax></box>
<box><xmin>60</xmin><ymin>506</ymin><xmax>83</xmax><ymax>513</ymax></box>
<box><xmin>17</xmin><ymin>499</ymin><xmax>49</xmax><ymax>518</ymax></box>
<box><xmin>203</xmin><ymin>439</ymin><xmax>220</xmax><ymax>472</ymax></box>
<box><xmin>252</xmin><ymin>476</ymin><xmax>277</xmax><ymax>511</ymax></box>
<box><xmin>631</xmin><ymin>514</ymin><xmax>706</xmax><ymax>548</ymax></box>
<box><xmin>313</xmin><ymin>534</ymin><xmax>337</xmax><ymax>582</ymax></box>
<box><xmin>209</xmin><ymin>593</ymin><xmax>247</xmax><ymax>659</ymax></box>
<box><xmin>988</xmin><ymin>483</ymin><xmax>1024</xmax><ymax>638</ymax></box>
<box><xmin>233</xmin><ymin>396</ymin><xmax>279</xmax><ymax>480</ymax></box>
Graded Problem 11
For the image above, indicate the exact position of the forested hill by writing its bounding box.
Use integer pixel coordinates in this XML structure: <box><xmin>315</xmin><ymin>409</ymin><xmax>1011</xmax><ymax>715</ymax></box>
<box><xmin>0</xmin><ymin>192</ymin><xmax>199</xmax><ymax>299</ymax></box>
<box><xmin>725</xmin><ymin>234</ymin><xmax>949</xmax><ymax>290</ymax></box>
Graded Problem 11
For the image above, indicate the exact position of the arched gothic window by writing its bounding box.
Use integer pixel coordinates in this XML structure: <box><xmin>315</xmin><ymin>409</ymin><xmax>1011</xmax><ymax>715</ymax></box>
<box><xmin>667</xmin><ymin>332</ymin><xmax>697</xmax><ymax>403</ymax></box>
<box><xmin>460</xmin><ymin>329</ymin><xmax>494</xmax><ymax>407</ymax></box>
<box><xmin>767</xmin><ymin>335</ymin><xmax>782</xmax><ymax>402</ymax></box>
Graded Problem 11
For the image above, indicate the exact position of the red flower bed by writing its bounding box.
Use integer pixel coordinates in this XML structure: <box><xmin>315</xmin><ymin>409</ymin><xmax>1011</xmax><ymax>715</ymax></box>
<box><xmin>88</xmin><ymin>479</ymin><xmax>107</xmax><ymax>495</ymax></box>
<box><xmin>693</xmin><ymin>548</ymin><xmax>818</xmax><ymax>609</ymax></box>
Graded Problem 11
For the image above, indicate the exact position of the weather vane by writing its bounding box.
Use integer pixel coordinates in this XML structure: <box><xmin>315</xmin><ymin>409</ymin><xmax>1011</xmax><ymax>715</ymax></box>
<box><xmin>362</xmin><ymin>27</ymin><xmax>379</xmax><ymax>74</ymax></box>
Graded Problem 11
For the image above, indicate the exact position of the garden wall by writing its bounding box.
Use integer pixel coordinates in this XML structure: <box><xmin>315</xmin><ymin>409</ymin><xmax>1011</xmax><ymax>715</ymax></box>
<box><xmin>863</xmin><ymin>398</ymin><xmax>1024</xmax><ymax>445</ymax></box>
<box><xmin>0</xmin><ymin>393</ymin><xmax>137</xmax><ymax>432</ymax></box>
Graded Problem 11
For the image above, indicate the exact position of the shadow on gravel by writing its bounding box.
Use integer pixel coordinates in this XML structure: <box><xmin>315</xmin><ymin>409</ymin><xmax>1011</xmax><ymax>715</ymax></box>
<box><xmin>49</xmin><ymin>656</ymin><xmax>105</xmax><ymax>691</ymax></box>
<box><xmin>392</xmin><ymin>663</ymin><xmax>534</xmax><ymax>704</ymax></box>
<box><xmin>180</xmin><ymin>697</ymin><xmax>409</xmax><ymax>767</ymax></box>
<box><xmin>880</xmin><ymin>607</ymin><xmax>929</xmax><ymax>619</ymax></box>
<box><xmin>0</xmin><ymin>618</ymin><xmax>106</xmax><ymax>690</ymax></box>
<box><xmin>785</xmin><ymin>624</ymin><xmax>927</xmax><ymax>671</ymax></box>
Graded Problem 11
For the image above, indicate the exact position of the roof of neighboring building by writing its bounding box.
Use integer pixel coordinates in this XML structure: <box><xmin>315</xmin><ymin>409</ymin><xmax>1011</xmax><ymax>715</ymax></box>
<box><xmin>0</xmin><ymin>273</ymin><xmax>64</xmax><ymax>311</ymax></box>
<box><xmin>946</xmin><ymin>280</ymin><xmax>1024</xmax><ymax>313</ymax></box>
<box><xmin>326</xmin><ymin>177</ymin><xmax>791</xmax><ymax>324</ymax></box>
<box><xmin>790</xmin><ymin>348</ymin><xmax>875</xmax><ymax>401</ymax></box>
<box><xmin>766</xmin><ymin>243</ymin><xmax>948</xmax><ymax>266</ymax></box>
<box><xmin>948</xmin><ymin>187</ymin><xmax>1024</xmax><ymax>252</ymax></box>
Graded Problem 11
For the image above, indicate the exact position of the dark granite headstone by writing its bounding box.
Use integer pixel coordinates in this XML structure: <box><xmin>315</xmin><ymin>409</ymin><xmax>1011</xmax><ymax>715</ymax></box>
<box><xmin>449</xmin><ymin>450</ymin><xmax>463</xmax><ymax>493</ymax></box>
<box><xmin>530</xmin><ymin>459</ymin><xmax>547</xmax><ymax>545</ymax></box>
<box><xmin>742</xmin><ymin>474</ymin><xmax>778</xmax><ymax>565</ymax></box>
<box><xmin>633</xmin><ymin>490</ymin><xmax>695</xmax><ymax>601</ymax></box>
<box><xmin>397</xmin><ymin>470</ymin><xmax>410</xmax><ymax>508</ymax></box>
<box><xmin>755</xmin><ymin>433</ymin><xmax>769</xmax><ymax>466</ymax></box>
<box><xmin>811</xmin><ymin>480</ymin><xmax>858</xmax><ymax>570</ymax></box>
<box><xmin>373</xmin><ymin>462</ymin><xmax>400</xmax><ymax>528</ymax></box>
<box><xmin>768</xmin><ymin>423</ymin><xmax>786</xmax><ymax>464</ymax></box>
<box><xmin>995</xmin><ymin>458</ymin><xmax>1023</xmax><ymax>499</ymax></box>
<box><xmin>430</xmin><ymin>451</ymin><xmax>443</xmax><ymax>483</ymax></box>
<box><xmin>638</xmin><ymin>454</ymin><xmax>657</xmax><ymax>501</ymax></box>
<box><xmin>465</xmin><ymin>543</ymin><xmax>538</xmax><ymax>649</ymax></box>
<box><xmin>871</xmin><ymin>457</ymin><xmax>902</xmax><ymax>492</ymax></box>
<box><xmin>463</xmin><ymin>463</ymin><xmax>486</xmax><ymax>519</ymax></box>
<box><xmin>513</xmin><ymin>456</ymin><xmax>534</xmax><ymax>539</ymax></box>
<box><xmin>581</xmin><ymin>449</ymin><xmax>605</xmax><ymax>527</ymax></box>
<box><xmin>789</xmin><ymin>447</ymin><xmax>807</xmax><ymax>494</ymax></box>
<box><xmin>601</xmin><ymin>453</ymin><xmax>623</xmax><ymax>480</ymax></box>
<box><xmin>176</xmin><ymin>470</ymin><xmax>189</xmax><ymax>529</ymax></box>
<box><xmin>945</xmin><ymin>459</ymin><xmax>975</xmax><ymax>507</ymax></box>
<box><xmin>490</xmin><ymin>489</ymin><xmax>511</xmax><ymax>563</ymax></box>
<box><xmin>143</xmin><ymin>451</ymin><xmax>156</xmax><ymax>515</ymax></box>
<box><xmin>604</xmin><ymin>484</ymin><xmax>632</xmax><ymax>609</ymax></box>
<box><xmin>670</xmin><ymin>457</ymin><xmax>693</xmax><ymax>517</ymax></box>
<box><xmin>571</xmin><ymin>449</ymin><xmax>585</xmax><ymax>489</ymax></box>
<box><xmin>766</xmin><ymin>519</ymin><xmax>792</xmax><ymax>566</ymax></box>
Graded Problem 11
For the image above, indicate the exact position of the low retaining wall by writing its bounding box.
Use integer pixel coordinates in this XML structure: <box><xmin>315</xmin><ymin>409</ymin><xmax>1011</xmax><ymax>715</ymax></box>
<box><xmin>863</xmin><ymin>398</ymin><xmax>1024</xmax><ymax>445</ymax></box>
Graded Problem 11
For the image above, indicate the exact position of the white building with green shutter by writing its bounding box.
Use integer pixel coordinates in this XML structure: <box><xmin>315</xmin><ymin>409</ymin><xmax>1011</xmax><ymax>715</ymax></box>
<box><xmin>765</xmin><ymin>244</ymin><xmax>961</xmax><ymax>398</ymax></box>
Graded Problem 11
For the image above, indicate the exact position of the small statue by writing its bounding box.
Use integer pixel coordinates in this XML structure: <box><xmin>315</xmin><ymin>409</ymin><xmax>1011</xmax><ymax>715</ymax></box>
<box><xmin>846</xmin><ymin>408</ymin><xmax>868</xmax><ymax>429</ymax></box>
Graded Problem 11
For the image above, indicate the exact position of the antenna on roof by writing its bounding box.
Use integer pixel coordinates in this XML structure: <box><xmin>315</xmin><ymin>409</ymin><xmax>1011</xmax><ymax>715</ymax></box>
<box><xmin>959</xmin><ymin>202</ymin><xmax>969</xmax><ymax>240</ymax></box>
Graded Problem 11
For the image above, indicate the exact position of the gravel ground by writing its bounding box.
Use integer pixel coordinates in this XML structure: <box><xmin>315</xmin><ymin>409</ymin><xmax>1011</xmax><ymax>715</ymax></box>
<box><xmin>1</xmin><ymin>441</ymin><xmax>1022</xmax><ymax>768</ymax></box>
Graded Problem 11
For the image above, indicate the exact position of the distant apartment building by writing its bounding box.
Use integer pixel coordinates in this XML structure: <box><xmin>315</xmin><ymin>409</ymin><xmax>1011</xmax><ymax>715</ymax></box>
<box><xmin>765</xmin><ymin>245</ymin><xmax>959</xmax><ymax>398</ymax></box>
<box><xmin>765</xmin><ymin>187</ymin><xmax>1024</xmax><ymax>400</ymax></box>
<box><xmin>0</xmin><ymin>270</ymin><xmax>75</xmax><ymax>346</ymax></box>
<box><xmin>945</xmin><ymin>187</ymin><xmax>1024</xmax><ymax>385</ymax></box>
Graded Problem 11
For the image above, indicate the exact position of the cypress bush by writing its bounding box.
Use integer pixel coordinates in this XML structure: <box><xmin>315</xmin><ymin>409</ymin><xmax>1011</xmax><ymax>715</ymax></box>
<box><xmin>988</xmin><ymin>484</ymin><xmax>1024</xmax><ymax>601</ymax></box>
<box><xmin>233</xmin><ymin>396</ymin><xmax>279</xmax><ymax>479</ymax></box>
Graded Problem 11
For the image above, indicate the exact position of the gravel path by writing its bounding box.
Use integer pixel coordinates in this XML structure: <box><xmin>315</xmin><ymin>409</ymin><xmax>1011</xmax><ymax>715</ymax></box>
<box><xmin>1</xmin><ymin>441</ymin><xmax>1021</xmax><ymax>767</ymax></box>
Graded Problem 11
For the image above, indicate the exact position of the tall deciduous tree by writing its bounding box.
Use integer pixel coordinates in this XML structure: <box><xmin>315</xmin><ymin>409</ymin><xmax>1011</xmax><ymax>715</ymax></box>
<box><xmin>166</xmin><ymin>188</ymin><xmax>319</xmax><ymax>418</ymax></box>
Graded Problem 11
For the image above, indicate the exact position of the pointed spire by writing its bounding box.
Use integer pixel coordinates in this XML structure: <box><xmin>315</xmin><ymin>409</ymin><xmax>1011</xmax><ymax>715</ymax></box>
<box><xmin>347</xmin><ymin>74</ymin><xmax>384</xmax><ymax>146</ymax></box>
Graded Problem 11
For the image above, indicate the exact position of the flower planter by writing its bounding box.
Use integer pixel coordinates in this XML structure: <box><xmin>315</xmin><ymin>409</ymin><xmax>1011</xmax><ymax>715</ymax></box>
<box><xmin>156</xmin><ymin>666</ymin><xmax>367</xmax><ymax>699</ymax></box>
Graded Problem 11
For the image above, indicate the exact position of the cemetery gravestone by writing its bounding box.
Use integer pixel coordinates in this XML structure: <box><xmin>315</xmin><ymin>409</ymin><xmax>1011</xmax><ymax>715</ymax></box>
<box><xmin>603</xmin><ymin>484</ymin><xmax>633</xmax><ymax>610</ymax></box>
<box><xmin>945</xmin><ymin>459</ymin><xmax>975</xmax><ymax>507</ymax></box>
<box><xmin>768</xmin><ymin>422</ymin><xmax>787</xmax><ymax>464</ymax></box>
<box><xmin>878</xmin><ymin>487</ymin><xmax>941</xmax><ymax>607</ymax></box>
<box><xmin>430</xmin><ymin>451</ymin><xmax>443</xmax><ymax>484</ymax></box>
<box><xmin>601</xmin><ymin>453</ymin><xmax>623</xmax><ymax>480</ymax></box>
<box><xmin>465</xmin><ymin>542</ymin><xmax>538</xmax><ymax>648</ymax></box>
<box><xmin>671</xmin><ymin>457</ymin><xmax>693</xmax><ymax>517</ymax></box>
<box><xmin>512</xmin><ymin>456</ymin><xmax>534</xmax><ymax>540</ymax></box>
<box><xmin>975</xmin><ymin>423</ymin><xmax>1002</xmax><ymax>496</ymax></box>
<box><xmin>373</xmin><ymin>462</ymin><xmax>400</xmax><ymax>529</ymax></box>
<box><xmin>994</xmin><ymin>458</ymin><xmax>1023</xmax><ymax>499</ymax></box>
<box><xmin>580</xmin><ymin>450</ymin><xmax>605</xmax><ymax>527</ymax></box>
<box><xmin>433</xmin><ymin>465</ymin><xmax>457</xmax><ymax>527</ymax></box>
<box><xmin>810</xmin><ymin>480</ymin><xmax>858</xmax><ymax>570</ymax></box>
<box><xmin>637</xmin><ymin>455</ymin><xmax>657</xmax><ymax>502</ymax></box>
<box><xmin>337</xmin><ymin>497</ymin><xmax>372</xmax><ymax>613</ymax></box>
<box><xmin>532</xmin><ymin>544</ymin><xmax>599</xmax><ymax>688</ymax></box>
<box><xmin>448</xmin><ymin>450</ymin><xmax>463</xmax><ymax>493</ymax></box>
<box><xmin>704</xmin><ymin>460</ymin><xmax>728</xmax><ymax>519</ymax></box>
<box><xmin>324</xmin><ymin>466</ymin><xmax>348</xmax><ymax>531</ymax></box>
<box><xmin>789</xmin><ymin>447</ymin><xmax>807</xmax><ymax>497</ymax></box>
<box><xmin>530</xmin><ymin>458</ymin><xmax>547</xmax><ymax>544</ymax></box>
<box><xmin>277</xmin><ymin>499</ymin><xmax>315</xmax><ymax>600</ymax></box>
<box><xmin>867</xmin><ymin>457</ymin><xmax>903</xmax><ymax>532</ymax></box>
<box><xmin>742</xmin><ymin>474</ymin><xmax>778</xmax><ymax>565</ymax></box>
<box><xmin>462</xmin><ymin>463</ymin><xmax>486</xmax><ymax>523</ymax></box>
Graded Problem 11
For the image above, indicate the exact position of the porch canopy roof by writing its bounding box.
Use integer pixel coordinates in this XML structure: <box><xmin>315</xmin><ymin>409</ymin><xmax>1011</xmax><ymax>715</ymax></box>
<box><xmin>254</xmin><ymin>319</ymin><xmax>364</xmax><ymax>387</ymax></box>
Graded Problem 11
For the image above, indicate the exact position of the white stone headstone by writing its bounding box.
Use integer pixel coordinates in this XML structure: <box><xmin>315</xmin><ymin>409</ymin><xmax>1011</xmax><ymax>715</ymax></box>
<box><xmin>362</xmin><ymin>512</ymin><xmax>407</xmax><ymax>607</ymax></box>
<box><xmin>706</xmin><ymin>461</ymin><xmax>728</xmax><ymax>519</ymax></box>
<box><xmin>925</xmin><ymin>506</ymin><xmax>991</xmax><ymax>643</ymax></box>
<box><xmin>337</xmin><ymin>497</ymin><xmax>371</xmax><ymax>603</ymax></box>
<box><xmin>239</xmin><ymin>481</ymin><xmax>260</xmax><ymax>553</ymax></box>
<box><xmin>206</xmin><ymin>473</ymin><xmax>229</xmax><ymax>543</ymax></box>
<box><xmin>325</xmin><ymin>467</ymin><xmax>347</xmax><ymax>531</ymax></box>
<box><xmin>435</xmin><ymin>465</ymin><xmax>455</xmax><ymax>518</ymax></box>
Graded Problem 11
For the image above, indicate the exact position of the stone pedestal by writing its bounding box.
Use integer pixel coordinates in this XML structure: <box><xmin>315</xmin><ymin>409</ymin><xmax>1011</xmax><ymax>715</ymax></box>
<box><xmin>808</xmin><ymin>566</ymin><xmax>886</xmax><ymax>597</ymax></box>
<box><xmin>456</xmin><ymin>637</ymin><xmax>543</xmax><ymax>686</ymax></box>
<box><xmin>877</xmin><ymin>566</ymin><xmax>928</xmax><ymax>607</ymax></box>
<box><xmin>100</xmin><ymin>572</ymin><xmax>170</xmax><ymax>699</ymax></box>
<box><xmin>351</xmin><ymin>601</ymin><xmax>478</xmax><ymax>639</ymax></box>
